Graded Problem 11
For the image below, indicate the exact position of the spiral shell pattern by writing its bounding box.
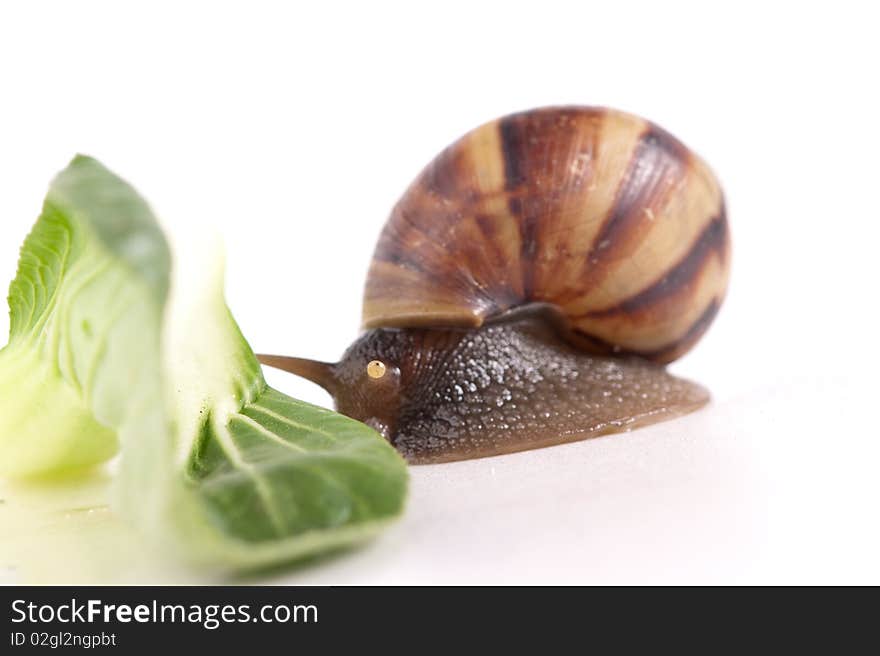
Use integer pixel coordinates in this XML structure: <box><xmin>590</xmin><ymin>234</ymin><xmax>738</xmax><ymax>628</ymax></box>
<box><xmin>363</xmin><ymin>106</ymin><xmax>729</xmax><ymax>363</ymax></box>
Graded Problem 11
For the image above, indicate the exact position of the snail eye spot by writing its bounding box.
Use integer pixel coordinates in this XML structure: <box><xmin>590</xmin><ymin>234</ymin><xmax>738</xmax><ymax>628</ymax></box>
<box><xmin>366</xmin><ymin>360</ymin><xmax>387</xmax><ymax>379</ymax></box>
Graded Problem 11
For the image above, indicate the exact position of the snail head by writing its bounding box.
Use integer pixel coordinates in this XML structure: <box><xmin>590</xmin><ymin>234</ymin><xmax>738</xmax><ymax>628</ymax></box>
<box><xmin>257</xmin><ymin>329</ymin><xmax>411</xmax><ymax>439</ymax></box>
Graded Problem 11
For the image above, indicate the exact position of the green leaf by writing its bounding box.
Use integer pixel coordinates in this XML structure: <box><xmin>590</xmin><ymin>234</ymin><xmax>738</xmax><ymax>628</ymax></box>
<box><xmin>0</xmin><ymin>155</ymin><xmax>168</xmax><ymax>476</ymax></box>
<box><xmin>0</xmin><ymin>156</ymin><xmax>408</xmax><ymax>569</ymax></box>
<box><xmin>145</xmin><ymin>248</ymin><xmax>408</xmax><ymax>567</ymax></box>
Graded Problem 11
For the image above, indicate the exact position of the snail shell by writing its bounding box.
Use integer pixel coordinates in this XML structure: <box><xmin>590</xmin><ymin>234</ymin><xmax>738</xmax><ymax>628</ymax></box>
<box><xmin>363</xmin><ymin>106</ymin><xmax>729</xmax><ymax>362</ymax></box>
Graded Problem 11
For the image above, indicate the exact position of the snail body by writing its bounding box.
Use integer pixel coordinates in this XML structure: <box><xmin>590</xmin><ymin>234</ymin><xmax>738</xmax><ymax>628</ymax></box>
<box><xmin>260</xmin><ymin>106</ymin><xmax>730</xmax><ymax>463</ymax></box>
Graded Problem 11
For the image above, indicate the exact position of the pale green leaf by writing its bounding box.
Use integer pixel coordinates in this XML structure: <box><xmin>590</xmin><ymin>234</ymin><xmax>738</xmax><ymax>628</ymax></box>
<box><xmin>0</xmin><ymin>156</ymin><xmax>407</xmax><ymax>569</ymax></box>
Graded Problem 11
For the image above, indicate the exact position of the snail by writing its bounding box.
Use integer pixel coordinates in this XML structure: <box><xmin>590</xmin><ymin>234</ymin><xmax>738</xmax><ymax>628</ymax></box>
<box><xmin>259</xmin><ymin>106</ymin><xmax>730</xmax><ymax>464</ymax></box>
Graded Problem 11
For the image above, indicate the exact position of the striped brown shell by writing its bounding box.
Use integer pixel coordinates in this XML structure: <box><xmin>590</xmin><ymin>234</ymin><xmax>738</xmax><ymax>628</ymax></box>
<box><xmin>363</xmin><ymin>106</ymin><xmax>729</xmax><ymax>363</ymax></box>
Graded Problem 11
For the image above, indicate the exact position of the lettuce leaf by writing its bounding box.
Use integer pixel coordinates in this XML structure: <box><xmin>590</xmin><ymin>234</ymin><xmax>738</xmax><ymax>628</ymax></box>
<box><xmin>0</xmin><ymin>156</ymin><xmax>407</xmax><ymax>569</ymax></box>
<box><xmin>0</xmin><ymin>155</ymin><xmax>168</xmax><ymax>475</ymax></box>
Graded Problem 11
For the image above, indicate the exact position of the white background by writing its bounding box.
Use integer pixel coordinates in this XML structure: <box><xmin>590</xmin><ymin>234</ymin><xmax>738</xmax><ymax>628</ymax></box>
<box><xmin>1</xmin><ymin>1</ymin><xmax>878</xmax><ymax>583</ymax></box>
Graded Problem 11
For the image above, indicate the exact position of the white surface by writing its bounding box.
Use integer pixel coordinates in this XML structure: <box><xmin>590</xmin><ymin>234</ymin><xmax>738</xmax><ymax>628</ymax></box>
<box><xmin>1</xmin><ymin>1</ymin><xmax>878</xmax><ymax>584</ymax></box>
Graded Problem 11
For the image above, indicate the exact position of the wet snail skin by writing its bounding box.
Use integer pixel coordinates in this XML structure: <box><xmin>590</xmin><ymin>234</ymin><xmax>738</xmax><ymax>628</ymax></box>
<box><xmin>259</xmin><ymin>106</ymin><xmax>730</xmax><ymax>463</ymax></box>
